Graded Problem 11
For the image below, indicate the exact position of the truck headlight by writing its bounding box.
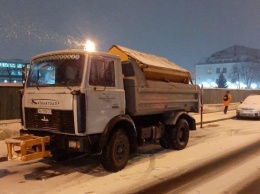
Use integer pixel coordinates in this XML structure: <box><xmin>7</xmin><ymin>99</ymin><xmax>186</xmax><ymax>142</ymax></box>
<box><xmin>68</xmin><ymin>140</ymin><xmax>80</xmax><ymax>149</ymax></box>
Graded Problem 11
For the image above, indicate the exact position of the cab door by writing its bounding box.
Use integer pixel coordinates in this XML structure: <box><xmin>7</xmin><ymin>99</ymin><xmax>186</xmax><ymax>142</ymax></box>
<box><xmin>85</xmin><ymin>56</ymin><xmax>125</xmax><ymax>134</ymax></box>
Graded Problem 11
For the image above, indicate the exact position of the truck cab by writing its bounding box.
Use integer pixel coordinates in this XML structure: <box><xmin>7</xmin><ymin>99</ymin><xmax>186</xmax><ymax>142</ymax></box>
<box><xmin>20</xmin><ymin>50</ymin><xmax>131</xmax><ymax>151</ymax></box>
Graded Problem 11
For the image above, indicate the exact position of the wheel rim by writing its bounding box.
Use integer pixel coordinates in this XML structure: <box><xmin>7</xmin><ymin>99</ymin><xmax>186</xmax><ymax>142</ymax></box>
<box><xmin>115</xmin><ymin>139</ymin><xmax>127</xmax><ymax>162</ymax></box>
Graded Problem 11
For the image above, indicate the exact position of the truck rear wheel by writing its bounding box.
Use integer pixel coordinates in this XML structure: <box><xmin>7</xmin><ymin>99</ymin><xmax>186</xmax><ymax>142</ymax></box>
<box><xmin>159</xmin><ymin>128</ymin><xmax>170</xmax><ymax>149</ymax></box>
<box><xmin>101</xmin><ymin>129</ymin><xmax>130</xmax><ymax>172</ymax></box>
<box><xmin>169</xmin><ymin>119</ymin><xmax>189</xmax><ymax>150</ymax></box>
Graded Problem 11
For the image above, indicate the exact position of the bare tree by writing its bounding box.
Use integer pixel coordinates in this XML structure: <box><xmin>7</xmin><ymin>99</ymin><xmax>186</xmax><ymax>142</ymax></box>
<box><xmin>230</xmin><ymin>63</ymin><xmax>260</xmax><ymax>88</ymax></box>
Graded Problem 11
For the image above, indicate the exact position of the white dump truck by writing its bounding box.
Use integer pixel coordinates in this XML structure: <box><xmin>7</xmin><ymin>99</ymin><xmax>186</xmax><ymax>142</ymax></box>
<box><xmin>6</xmin><ymin>45</ymin><xmax>200</xmax><ymax>172</ymax></box>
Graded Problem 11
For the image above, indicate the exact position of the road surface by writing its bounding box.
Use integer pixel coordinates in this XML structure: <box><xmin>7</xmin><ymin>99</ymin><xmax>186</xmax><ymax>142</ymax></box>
<box><xmin>0</xmin><ymin>118</ymin><xmax>259</xmax><ymax>194</ymax></box>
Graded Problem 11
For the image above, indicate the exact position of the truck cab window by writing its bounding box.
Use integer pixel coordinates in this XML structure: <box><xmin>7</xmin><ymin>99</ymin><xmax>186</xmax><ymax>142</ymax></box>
<box><xmin>89</xmin><ymin>58</ymin><xmax>115</xmax><ymax>87</ymax></box>
<box><xmin>27</xmin><ymin>54</ymin><xmax>84</xmax><ymax>87</ymax></box>
<box><xmin>30</xmin><ymin>62</ymin><xmax>55</xmax><ymax>85</ymax></box>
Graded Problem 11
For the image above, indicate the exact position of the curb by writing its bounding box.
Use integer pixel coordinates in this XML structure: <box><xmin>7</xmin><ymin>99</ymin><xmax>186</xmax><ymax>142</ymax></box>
<box><xmin>0</xmin><ymin>119</ymin><xmax>20</xmax><ymax>125</ymax></box>
<box><xmin>196</xmin><ymin>116</ymin><xmax>236</xmax><ymax>125</ymax></box>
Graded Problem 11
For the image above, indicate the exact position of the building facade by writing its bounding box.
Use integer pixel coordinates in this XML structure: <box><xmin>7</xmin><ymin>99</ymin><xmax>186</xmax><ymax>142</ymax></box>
<box><xmin>0</xmin><ymin>59</ymin><xmax>29</xmax><ymax>83</ymax></box>
<box><xmin>195</xmin><ymin>45</ymin><xmax>260</xmax><ymax>89</ymax></box>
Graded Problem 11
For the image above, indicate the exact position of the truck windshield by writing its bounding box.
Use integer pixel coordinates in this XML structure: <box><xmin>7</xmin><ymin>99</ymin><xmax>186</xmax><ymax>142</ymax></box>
<box><xmin>27</xmin><ymin>54</ymin><xmax>85</xmax><ymax>87</ymax></box>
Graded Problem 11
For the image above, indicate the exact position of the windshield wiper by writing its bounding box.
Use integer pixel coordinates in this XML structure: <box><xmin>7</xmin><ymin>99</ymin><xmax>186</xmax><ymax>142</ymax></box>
<box><xmin>30</xmin><ymin>80</ymin><xmax>40</xmax><ymax>90</ymax></box>
<box><xmin>65</xmin><ymin>85</ymin><xmax>72</xmax><ymax>90</ymax></box>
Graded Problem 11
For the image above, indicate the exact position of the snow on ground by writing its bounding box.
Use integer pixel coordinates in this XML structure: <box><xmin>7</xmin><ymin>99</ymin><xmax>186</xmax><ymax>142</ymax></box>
<box><xmin>0</xmin><ymin>122</ymin><xmax>21</xmax><ymax>140</ymax></box>
<box><xmin>46</xmin><ymin>133</ymin><xmax>259</xmax><ymax>194</ymax></box>
<box><xmin>0</xmin><ymin>113</ymin><xmax>259</xmax><ymax>194</ymax></box>
<box><xmin>0</xmin><ymin>119</ymin><xmax>259</xmax><ymax>194</ymax></box>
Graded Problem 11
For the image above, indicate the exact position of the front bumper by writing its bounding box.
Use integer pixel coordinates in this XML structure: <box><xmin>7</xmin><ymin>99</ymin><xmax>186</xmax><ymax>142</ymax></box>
<box><xmin>236</xmin><ymin>110</ymin><xmax>260</xmax><ymax>118</ymax></box>
<box><xmin>20</xmin><ymin>129</ymin><xmax>91</xmax><ymax>153</ymax></box>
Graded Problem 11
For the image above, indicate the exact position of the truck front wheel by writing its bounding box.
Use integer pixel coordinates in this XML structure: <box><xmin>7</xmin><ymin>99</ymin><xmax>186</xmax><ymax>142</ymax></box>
<box><xmin>101</xmin><ymin>129</ymin><xmax>130</xmax><ymax>172</ymax></box>
<box><xmin>169</xmin><ymin>119</ymin><xmax>189</xmax><ymax>150</ymax></box>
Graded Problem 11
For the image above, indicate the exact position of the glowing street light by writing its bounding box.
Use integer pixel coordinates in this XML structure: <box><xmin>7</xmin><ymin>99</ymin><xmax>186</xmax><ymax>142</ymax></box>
<box><xmin>84</xmin><ymin>40</ymin><xmax>95</xmax><ymax>52</ymax></box>
<box><xmin>251</xmin><ymin>83</ymin><xmax>257</xmax><ymax>89</ymax></box>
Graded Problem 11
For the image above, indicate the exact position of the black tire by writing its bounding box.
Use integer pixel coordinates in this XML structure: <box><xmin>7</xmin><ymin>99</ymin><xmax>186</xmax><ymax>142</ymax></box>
<box><xmin>159</xmin><ymin>127</ymin><xmax>170</xmax><ymax>149</ymax></box>
<box><xmin>101</xmin><ymin>129</ymin><xmax>130</xmax><ymax>172</ymax></box>
<box><xmin>169</xmin><ymin>119</ymin><xmax>189</xmax><ymax>150</ymax></box>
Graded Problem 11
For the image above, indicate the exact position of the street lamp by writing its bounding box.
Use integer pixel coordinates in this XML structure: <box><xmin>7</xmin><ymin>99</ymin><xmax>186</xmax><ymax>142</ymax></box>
<box><xmin>84</xmin><ymin>40</ymin><xmax>95</xmax><ymax>52</ymax></box>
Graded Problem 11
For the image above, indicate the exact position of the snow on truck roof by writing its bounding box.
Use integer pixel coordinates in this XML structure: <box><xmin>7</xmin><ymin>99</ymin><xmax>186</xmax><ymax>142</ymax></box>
<box><xmin>30</xmin><ymin>46</ymin><xmax>191</xmax><ymax>83</ymax></box>
<box><xmin>108</xmin><ymin>45</ymin><xmax>189</xmax><ymax>73</ymax></box>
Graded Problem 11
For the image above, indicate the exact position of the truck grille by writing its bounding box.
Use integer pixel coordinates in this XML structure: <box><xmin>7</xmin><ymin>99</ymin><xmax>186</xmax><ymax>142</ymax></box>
<box><xmin>25</xmin><ymin>108</ymin><xmax>75</xmax><ymax>134</ymax></box>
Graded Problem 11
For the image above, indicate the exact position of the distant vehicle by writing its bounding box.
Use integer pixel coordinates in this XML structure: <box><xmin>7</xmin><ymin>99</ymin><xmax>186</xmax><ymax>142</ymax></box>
<box><xmin>236</xmin><ymin>95</ymin><xmax>260</xmax><ymax>119</ymax></box>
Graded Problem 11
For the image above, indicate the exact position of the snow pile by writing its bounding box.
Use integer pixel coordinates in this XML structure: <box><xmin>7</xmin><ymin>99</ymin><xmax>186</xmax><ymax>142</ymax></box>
<box><xmin>0</xmin><ymin>123</ymin><xmax>21</xmax><ymax>140</ymax></box>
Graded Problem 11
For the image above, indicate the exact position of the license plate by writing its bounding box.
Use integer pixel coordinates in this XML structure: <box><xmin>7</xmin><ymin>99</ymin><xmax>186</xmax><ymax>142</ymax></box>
<box><xmin>38</xmin><ymin>109</ymin><xmax>52</xmax><ymax>115</ymax></box>
<box><xmin>242</xmin><ymin>111</ymin><xmax>252</xmax><ymax>114</ymax></box>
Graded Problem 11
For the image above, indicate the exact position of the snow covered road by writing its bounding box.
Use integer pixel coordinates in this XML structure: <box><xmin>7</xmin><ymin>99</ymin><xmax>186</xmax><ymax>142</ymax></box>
<box><xmin>139</xmin><ymin>138</ymin><xmax>260</xmax><ymax>194</ymax></box>
<box><xmin>0</xmin><ymin>118</ymin><xmax>259</xmax><ymax>194</ymax></box>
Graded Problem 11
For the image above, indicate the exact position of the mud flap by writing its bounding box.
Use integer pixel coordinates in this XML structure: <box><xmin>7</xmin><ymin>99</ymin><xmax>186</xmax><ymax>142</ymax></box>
<box><xmin>5</xmin><ymin>135</ymin><xmax>51</xmax><ymax>161</ymax></box>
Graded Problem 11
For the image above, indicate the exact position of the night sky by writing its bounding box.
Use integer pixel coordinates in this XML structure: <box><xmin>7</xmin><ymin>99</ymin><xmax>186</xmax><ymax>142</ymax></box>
<box><xmin>1</xmin><ymin>0</ymin><xmax>260</xmax><ymax>71</ymax></box>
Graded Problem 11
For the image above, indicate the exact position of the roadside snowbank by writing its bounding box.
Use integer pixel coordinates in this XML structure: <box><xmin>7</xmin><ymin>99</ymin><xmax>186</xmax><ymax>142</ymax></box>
<box><xmin>0</xmin><ymin>122</ymin><xmax>21</xmax><ymax>140</ymax></box>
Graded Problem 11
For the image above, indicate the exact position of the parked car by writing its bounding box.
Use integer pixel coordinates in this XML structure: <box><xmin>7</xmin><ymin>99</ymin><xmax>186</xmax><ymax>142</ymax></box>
<box><xmin>236</xmin><ymin>95</ymin><xmax>260</xmax><ymax>119</ymax></box>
